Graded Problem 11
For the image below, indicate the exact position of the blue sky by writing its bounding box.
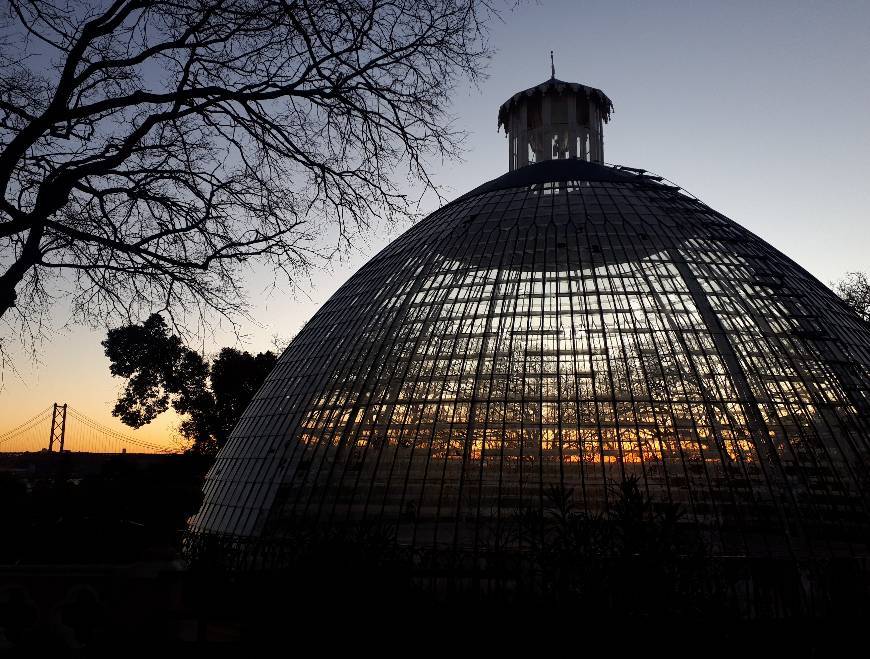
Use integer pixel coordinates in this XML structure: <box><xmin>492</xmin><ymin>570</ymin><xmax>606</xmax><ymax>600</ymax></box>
<box><xmin>2</xmin><ymin>0</ymin><xmax>868</xmax><ymax>445</ymax></box>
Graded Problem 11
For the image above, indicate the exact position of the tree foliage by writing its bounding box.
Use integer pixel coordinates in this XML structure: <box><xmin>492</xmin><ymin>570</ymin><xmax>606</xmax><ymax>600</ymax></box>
<box><xmin>0</xmin><ymin>0</ymin><xmax>497</xmax><ymax>356</ymax></box>
<box><xmin>834</xmin><ymin>271</ymin><xmax>870</xmax><ymax>323</ymax></box>
<box><xmin>103</xmin><ymin>312</ymin><xmax>276</xmax><ymax>453</ymax></box>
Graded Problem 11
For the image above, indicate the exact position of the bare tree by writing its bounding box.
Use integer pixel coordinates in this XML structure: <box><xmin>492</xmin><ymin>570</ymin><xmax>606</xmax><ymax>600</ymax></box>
<box><xmin>0</xmin><ymin>0</ymin><xmax>498</xmax><ymax>356</ymax></box>
<box><xmin>833</xmin><ymin>271</ymin><xmax>870</xmax><ymax>322</ymax></box>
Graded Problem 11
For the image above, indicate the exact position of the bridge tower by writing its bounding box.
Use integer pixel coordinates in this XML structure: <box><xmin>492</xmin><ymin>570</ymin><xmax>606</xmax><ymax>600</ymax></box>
<box><xmin>48</xmin><ymin>403</ymin><xmax>67</xmax><ymax>452</ymax></box>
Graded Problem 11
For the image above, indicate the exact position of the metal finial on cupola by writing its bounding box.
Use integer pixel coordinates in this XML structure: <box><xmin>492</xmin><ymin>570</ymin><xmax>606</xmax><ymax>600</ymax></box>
<box><xmin>550</xmin><ymin>50</ymin><xmax>555</xmax><ymax>79</ymax></box>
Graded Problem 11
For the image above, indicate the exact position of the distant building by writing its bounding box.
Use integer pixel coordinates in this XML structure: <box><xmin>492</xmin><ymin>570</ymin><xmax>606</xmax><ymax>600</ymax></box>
<box><xmin>188</xmin><ymin>74</ymin><xmax>870</xmax><ymax>565</ymax></box>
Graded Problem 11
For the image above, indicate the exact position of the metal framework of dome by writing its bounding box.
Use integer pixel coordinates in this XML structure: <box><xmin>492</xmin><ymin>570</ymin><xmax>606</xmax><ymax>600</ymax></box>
<box><xmin>188</xmin><ymin>73</ymin><xmax>870</xmax><ymax>565</ymax></box>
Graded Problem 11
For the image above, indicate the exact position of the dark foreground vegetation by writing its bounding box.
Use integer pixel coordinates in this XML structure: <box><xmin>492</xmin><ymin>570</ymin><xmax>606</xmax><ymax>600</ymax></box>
<box><xmin>1</xmin><ymin>455</ymin><xmax>869</xmax><ymax>650</ymax></box>
<box><xmin>187</xmin><ymin>480</ymin><xmax>870</xmax><ymax>626</ymax></box>
<box><xmin>0</xmin><ymin>452</ymin><xmax>208</xmax><ymax>564</ymax></box>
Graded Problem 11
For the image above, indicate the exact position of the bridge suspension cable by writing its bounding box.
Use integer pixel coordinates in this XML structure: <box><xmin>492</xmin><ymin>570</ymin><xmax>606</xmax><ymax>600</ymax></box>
<box><xmin>0</xmin><ymin>405</ymin><xmax>54</xmax><ymax>449</ymax></box>
<box><xmin>0</xmin><ymin>403</ymin><xmax>179</xmax><ymax>454</ymax></box>
<box><xmin>65</xmin><ymin>406</ymin><xmax>174</xmax><ymax>453</ymax></box>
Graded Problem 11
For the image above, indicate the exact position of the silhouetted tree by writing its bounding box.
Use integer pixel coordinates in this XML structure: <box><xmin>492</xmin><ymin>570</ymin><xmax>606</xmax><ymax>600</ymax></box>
<box><xmin>103</xmin><ymin>313</ymin><xmax>276</xmax><ymax>453</ymax></box>
<box><xmin>0</xmin><ymin>0</ymin><xmax>499</xmax><ymax>358</ymax></box>
<box><xmin>834</xmin><ymin>271</ymin><xmax>870</xmax><ymax>322</ymax></box>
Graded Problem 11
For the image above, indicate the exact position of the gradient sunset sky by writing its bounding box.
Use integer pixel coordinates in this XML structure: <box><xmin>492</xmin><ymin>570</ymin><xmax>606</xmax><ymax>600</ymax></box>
<box><xmin>1</xmin><ymin>0</ymin><xmax>868</xmax><ymax>449</ymax></box>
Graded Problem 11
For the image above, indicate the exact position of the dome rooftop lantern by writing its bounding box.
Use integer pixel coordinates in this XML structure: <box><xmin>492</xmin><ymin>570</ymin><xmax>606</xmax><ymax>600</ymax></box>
<box><xmin>497</xmin><ymin>52</ymin><xmax>613</xmax><ymax>170</ymax></box>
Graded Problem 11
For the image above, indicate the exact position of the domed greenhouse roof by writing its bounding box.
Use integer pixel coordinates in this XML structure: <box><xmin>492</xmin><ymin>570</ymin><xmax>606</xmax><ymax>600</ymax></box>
<box><xmin>188</xmin><ymin>157</ymin><xmax>870</xmax><ymax>562</ymax></box>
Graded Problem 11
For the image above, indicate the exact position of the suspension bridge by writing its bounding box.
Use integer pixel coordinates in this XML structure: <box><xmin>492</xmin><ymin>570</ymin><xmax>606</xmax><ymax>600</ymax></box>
<box><xmin>0</xmin><ymin>403</ymin><xmax>179</xmax><ymax>454</ymax></box>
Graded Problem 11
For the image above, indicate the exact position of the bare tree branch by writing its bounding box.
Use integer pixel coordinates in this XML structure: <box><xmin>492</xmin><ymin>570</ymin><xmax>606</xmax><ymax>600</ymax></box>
<box><xmin>0</xmin><ymin>0</ymin><xmax>498</xmax><ymax>360</ymax></box>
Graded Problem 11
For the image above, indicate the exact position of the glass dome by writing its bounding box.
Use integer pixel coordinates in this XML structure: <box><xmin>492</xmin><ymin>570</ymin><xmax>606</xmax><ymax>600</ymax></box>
<box><xmin>188</xmin><ymin>157</ymin><xmax>870</xmax><ymax>562</ymax></box>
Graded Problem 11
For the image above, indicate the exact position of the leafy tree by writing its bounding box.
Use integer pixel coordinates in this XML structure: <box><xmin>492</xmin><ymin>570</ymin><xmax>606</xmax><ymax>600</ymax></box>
<box><xmin>103</xmin><ymin>313</ymin><xmax>276</xmax><ymax>453</ymax></box>
<box><xmin>0</xmin><ymin>0</ymin><xmax>499</xmax><ymax>357</ymax></box>
<box><xmin>834</xmin><ymin>271</ymin><xmax>870</xmax><ymax>322</ymax></box>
